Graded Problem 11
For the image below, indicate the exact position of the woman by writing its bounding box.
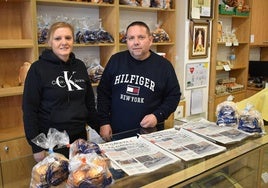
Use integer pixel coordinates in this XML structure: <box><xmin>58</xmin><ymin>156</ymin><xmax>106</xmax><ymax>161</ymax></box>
<box><xmin>22</xmin><ymin>22</ymin><xmax>98</xmax><ymax>162</ymax></box>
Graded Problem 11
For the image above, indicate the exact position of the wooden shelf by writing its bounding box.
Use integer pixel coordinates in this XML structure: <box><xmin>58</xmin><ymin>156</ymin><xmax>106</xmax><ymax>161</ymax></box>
<box><xmin>0</xmin><ymin>40</ymin><xmax>34</xmax><ymax>49</ymax></box>
<box><xmin>38</xmin><ymin>43</ymin><xmax>115</xmax><ymax>48</ymax></box>
<box><xmin>119</xmin><ymin>4</ymin><xmax>176</xmax><ymax>12</ymax></box>
<box><xmin>36</xmin><ymin>0</ymin><xmax>114</xmax><ymax>7</ymax></box>
<box><xmin>208</xmin><ymin>0</ymin><xmax>250</xmax><ymax>121</ymax></box>
<box><xmin>0</xmin><ymin>87</ymin><xmax>23</xmax><ymax>97</ymax></box>
<box><xmin>219</xmin><ymin>14</ymin><xmax>249</xmax><ymax>19</ymax></box>
<box><xmin>0</xmin><ymin>2</ymin><xmax>177</xmax><ymax>181</ymax></box>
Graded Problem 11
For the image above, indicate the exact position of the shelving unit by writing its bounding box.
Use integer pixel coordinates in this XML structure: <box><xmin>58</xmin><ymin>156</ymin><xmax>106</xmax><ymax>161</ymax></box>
<box><xmin>0</xmin><ymin>0</ymin><xmax>177</xmax><ymax>143</ymax></box>
<box><xmin>208</xmin><ymin>0</ymin><xmax>250</xmax><ymax>121</ymax></box>
<box><xmin>0</xmin><ymin>0</ymin><xmax>37</xmax><ymax>187</ymax></box>
<box><xmin>36</xmin><ymin>0</ymin><xmax>117</xmax><ymax>68</ymax></box>
<box><xmin>0</xmin><ymin>1</ymin><xmax>177</xmax><ymax>186</ymax></box>
<box><xmin>0</xmin><ymin>0</ymin><xmax>37</xmax><ymax>139</ymax></box>
<box><xmin>249</xmin><ymin>0</ymin><xmax>268</xmax><ymax>47</ymax></box>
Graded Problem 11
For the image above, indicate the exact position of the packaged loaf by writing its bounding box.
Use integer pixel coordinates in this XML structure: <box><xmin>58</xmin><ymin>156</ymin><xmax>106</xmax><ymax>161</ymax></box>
<box><xmin>30</xmin><ymin>128</ymin><xmax>70</xmax><ymax>187</ymax></box>
<box><xmin>67</xmin><ymin>153</ymin><xmax>113</xmax><ymax>188</ymax></box>
<box><xmin>216</xmin><ymin>95</ymin><xmax>238</xmax><ymax>127</ymax></box>
<box><xmin>238</xmin><ymin>103</ymin><xmax>265</xmax><ymax>135</ymax></box>
<box><xmin>30</xmin><ymin>153</ymin><xmax>69</xmax><ymax>188</ymax></box>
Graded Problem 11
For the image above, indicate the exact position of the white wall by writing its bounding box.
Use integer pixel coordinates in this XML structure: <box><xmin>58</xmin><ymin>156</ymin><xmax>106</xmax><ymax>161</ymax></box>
<box><xmin>176</xmin><ymin>1</ymin><xmax>211</xmax><ymax>119</ymax></box>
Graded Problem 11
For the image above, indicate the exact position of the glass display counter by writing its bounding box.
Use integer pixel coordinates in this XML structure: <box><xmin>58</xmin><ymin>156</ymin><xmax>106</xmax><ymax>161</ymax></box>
<box><xmin>1</xmin><ymin>125</ymin><xmax>268</xmax><ymax>188</ymax></box>
<box><xmin>112</xmin><ymin>135</ymin><xmax>267</xmax><ymax>188</ymax></box>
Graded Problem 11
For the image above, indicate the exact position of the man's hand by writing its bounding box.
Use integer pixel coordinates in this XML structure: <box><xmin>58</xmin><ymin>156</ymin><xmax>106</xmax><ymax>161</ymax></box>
<box><xmin>140</xmin><ymin>114</ymin><xmax>157</xmax><ymax>128</ymax></box>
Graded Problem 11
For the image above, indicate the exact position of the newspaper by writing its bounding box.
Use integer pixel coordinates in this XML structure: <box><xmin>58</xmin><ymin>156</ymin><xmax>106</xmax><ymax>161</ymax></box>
<box><xmin>177</xmin><ymin>119</ymin><xmax>253</xmax><ymax>145</ymax></box>
<box><xmin>141</xmin><ymin>128</ymin><xmax>226</xmax><ymax>161</ymax></box>
<box><xmin>98</xmin><ymin>136</ymin><xmax>180</xmax><ymax>176</ymax></box>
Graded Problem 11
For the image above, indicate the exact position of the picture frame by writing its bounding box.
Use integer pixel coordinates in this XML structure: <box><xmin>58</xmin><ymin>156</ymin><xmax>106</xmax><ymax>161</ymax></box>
<box><xmin>189</xmin><ymin>21</ymin><xmax>209</xmax><ymax>59</ymax></box>
<box><xmin>188</xmin><ymin>0</ymin><xmax>214</xmax><ymax>20</ymax></box>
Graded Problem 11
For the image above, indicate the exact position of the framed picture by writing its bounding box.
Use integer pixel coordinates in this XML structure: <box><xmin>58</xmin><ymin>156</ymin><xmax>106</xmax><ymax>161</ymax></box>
<box><xmin>188</xmin><ymin>0</ymin><xmax>214</xmax><ymax>19</ymax></box>
<box><xmin>189</xmin><ymin>21</ymin><xmax>209</xmax><ymax>59</ymax></box>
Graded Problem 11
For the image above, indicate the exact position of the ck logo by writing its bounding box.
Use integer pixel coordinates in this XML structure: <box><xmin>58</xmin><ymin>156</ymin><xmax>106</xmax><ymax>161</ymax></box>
<box><xmin>52</xmin><ymin>71</ymin><xmax>84</xmax><ymax>91</ymax></box>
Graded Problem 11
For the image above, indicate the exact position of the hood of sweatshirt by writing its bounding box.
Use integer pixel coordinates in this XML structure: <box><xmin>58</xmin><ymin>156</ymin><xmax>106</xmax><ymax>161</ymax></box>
<box><xmin>39</xmin><ymin>49</ymin><xmax>76</xmax><ymax>66</ymax></box>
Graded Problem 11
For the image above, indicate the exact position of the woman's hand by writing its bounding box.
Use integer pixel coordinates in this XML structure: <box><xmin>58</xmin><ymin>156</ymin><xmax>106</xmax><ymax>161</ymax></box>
<box><xmin>33</xmin><ymin>150</ymin><xmax>46</xmax><ymax>162</ymax></box>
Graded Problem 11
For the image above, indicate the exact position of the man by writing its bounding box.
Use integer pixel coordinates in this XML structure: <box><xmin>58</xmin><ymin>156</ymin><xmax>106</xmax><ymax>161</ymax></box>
<box><xmin>97</xmin><ymin>21</ymin><xmax>181</xmax><ymax>141</ymax></box>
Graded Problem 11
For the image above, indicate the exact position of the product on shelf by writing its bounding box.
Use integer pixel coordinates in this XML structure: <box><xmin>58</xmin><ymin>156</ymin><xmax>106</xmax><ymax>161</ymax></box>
<box><xmin>152</xmin><ymin>23</ymin><xmax>170</xmax><ymax>43</ymax></box>
<box><xmin>215</xmin><ymin>78</ymin><xmax>244</xmax><ymax>94</ymax></box>
<box><xmin>19</xmin><ymin>62</ymin><xmax>31</xmax><ymax>86</ymax></box>
<box><xmin>37</xmin><ymin>14</ymin><xmax>52</xmax><ymax>44</ymax></box>
<box><xmin>119</xmin><ymin>0</ymin><xmax>139</xmax><ymax>6</ymax></box>
<box><xmin>70</xmin><ymin>0</ymin><xmax>114</xmax><ymax>3</ymax></box>
<box><xmin>75</xmin><ymin>18</ymin><xmax>114</xmax><ymax>44</ymax></box>
<box><xmin>220</xmin><ymin>0</ymin><xmax>250</xmax><ymax>16</ymax></box>
<box><xmin>83</xmin><ymin>57</ymin><xmax>104</xmax><ymax>83</ymax></box>
<box><xmin>119</xmin><ymin>0</ymin><xmax>171</xmax><ymax>9</ymax></box>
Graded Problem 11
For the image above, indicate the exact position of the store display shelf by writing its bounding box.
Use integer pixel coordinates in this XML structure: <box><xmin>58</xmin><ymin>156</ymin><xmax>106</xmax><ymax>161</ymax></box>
<box><xmin>36</xmin><ymin>0</ymin><xmax>114</xmax><ymax>7</ymax></box>
<box><xmin>216</xmin><ymin>65</ymin><xmax>247</xmax><ymax>71</ymax></box>
<box><xmin>219</xmin><ymin>14</ymin><xmax>249</xmax><ymax>19</ymax></box>
<box><xmin>0</xmin><ymin>40</ymin><xmax>34</xmax><ymax>49</ymax></box>
<box><xmin>217</xmin><ymin>41</ymin><xmax>249</xmax><ymax>46</ymax></box>
<box><xmin>119</xmin><ymin>4</ymin><xmax>175</xmax><ymax>12</ymax></box>
<box><xmin>119</xmin><ymin>42</ymin><xmax>175</xmax><ymax>47</ymax></box>
<box><xmin>38</xmin><ymin>43</ymin><xmax>115</xmax><ymax>48</ymax></box>
<box><xmin>0</xmin><ymin>86</ymin><xmax>23</xmax><ymax>97</ymax></box>
<box><xmin>215</xmin><ymin>89</ymin><xmax>246</xmax><ymax>98</ymax></box>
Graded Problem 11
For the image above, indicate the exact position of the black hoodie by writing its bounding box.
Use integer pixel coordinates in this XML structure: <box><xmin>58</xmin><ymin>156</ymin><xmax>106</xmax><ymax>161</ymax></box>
<box><xmin>22</xmin><ymin>49</ymin><xmax>98</xmax><ymax>153</ymax></box>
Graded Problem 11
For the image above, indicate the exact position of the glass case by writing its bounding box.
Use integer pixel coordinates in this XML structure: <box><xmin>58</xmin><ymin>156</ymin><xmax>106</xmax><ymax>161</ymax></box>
<box><xmin>1</xmin><ymin>126</ymin><xmax>268</xmax><ymax>188</ymax></box>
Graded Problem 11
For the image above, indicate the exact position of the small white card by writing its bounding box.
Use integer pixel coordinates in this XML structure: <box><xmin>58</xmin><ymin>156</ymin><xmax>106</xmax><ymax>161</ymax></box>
<box><xmin>225</xmin><ymin>42</ymin><xmax>232</xmax><ymax>46</ymax></box>
<box><xmin>223</xmin><ymin>64</ymin><xmax>231</xmax><ymax>71</ymax></box>
<box><xmin>262</xmin><ymin>172</ymin><xmax>268</xmax><ymax>183</ymax></box>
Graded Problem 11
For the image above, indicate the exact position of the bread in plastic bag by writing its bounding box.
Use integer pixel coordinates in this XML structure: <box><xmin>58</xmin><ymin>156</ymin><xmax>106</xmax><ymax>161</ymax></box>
<box><xmin>30</xmin><ymin>153</ymin><xmax>69</xmax><ymax>188</ymax></box>
<box><xmin>216</xmin><ymin>95</ymin><xmax>238</xmax><ymax>127</ymax></box>
<box><xmin>30</xmin><ymin>128</ymin><xmax>70</xmax><ymax>187</ymax></box>
<box><xmin>69</xmin><ymin>138</ymin><xmax>102</xmax><ymax>159</ymax></box>
<box><xmin>238</xmin><ymin>103</ymin><xmax>266</xmax><ymax>135</ymax></box>
<box><xmin>67</xmin><ymin>153</ymin><xmax>113</xmax><ymax>188</ymax></box>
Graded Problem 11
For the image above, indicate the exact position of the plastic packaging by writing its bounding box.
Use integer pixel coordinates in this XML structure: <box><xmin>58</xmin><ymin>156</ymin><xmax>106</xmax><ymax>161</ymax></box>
<box><xmin>69</xmin><ymin>138</ymin><xmax>103</xmax><ymax>159</ymax></box>
<box><xmin>30</xmin><ymin>153</ymin><xmax>69</xmax><ymax>188</ymax></box>
<box><xmin>238</xmin><ymin>103</ymin><xmax>266</xmax><ymax>135</ymax></box>
<box><xmin>216</xmin><ymin>95</ymin><xmax>239</xmax><ymax>127</ymax></box>
<box><xmin>67</xmin><ymin>153</ymin><xmax>113</xmax><ymax>188</ymax></box>
<box><xmin>30</xmin><ymin>128</ymin><xmax>70</xmax><ymax>187</ymax></box>
<box><xmin>31</xmin><ymin>128</ymin><xmax>70</xmax><ymax>153</ymax></box>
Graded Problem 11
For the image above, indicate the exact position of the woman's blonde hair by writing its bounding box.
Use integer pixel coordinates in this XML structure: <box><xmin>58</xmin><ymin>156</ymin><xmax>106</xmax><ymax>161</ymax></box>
<box><xmin>47</xmin><ymin>22</ymin><xmax>75</xmax><ymax>43</ymax></box>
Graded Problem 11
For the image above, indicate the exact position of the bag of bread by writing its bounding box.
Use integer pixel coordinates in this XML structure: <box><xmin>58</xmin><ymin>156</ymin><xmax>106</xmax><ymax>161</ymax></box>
<box><xmin>238</xmin><ymin>103</ymin><xmax>266</xmax><ymax>135</ymax></box>
<box><xmin>30</xmin><ymin>153</ymin><xmax>69</xmax><ymax>188</ymax></box>
<box><xmin>216</xmin><ymin>95</ymin><xmax>239</xmax><ymax>127</ymax></box>
<box><xmin>67</xmin><ymin>153</ymin><xmax>113</xmax><ymax>188</ymax></box>
<box><xmin>30</xmin><ymin>128</ymin><xmax>70</xmax><ymax>187</ymax></box>
<box><xmin>69</xmin><ymin>138</ymin><xmax>103</xmax><ymax>159</ymax></box>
